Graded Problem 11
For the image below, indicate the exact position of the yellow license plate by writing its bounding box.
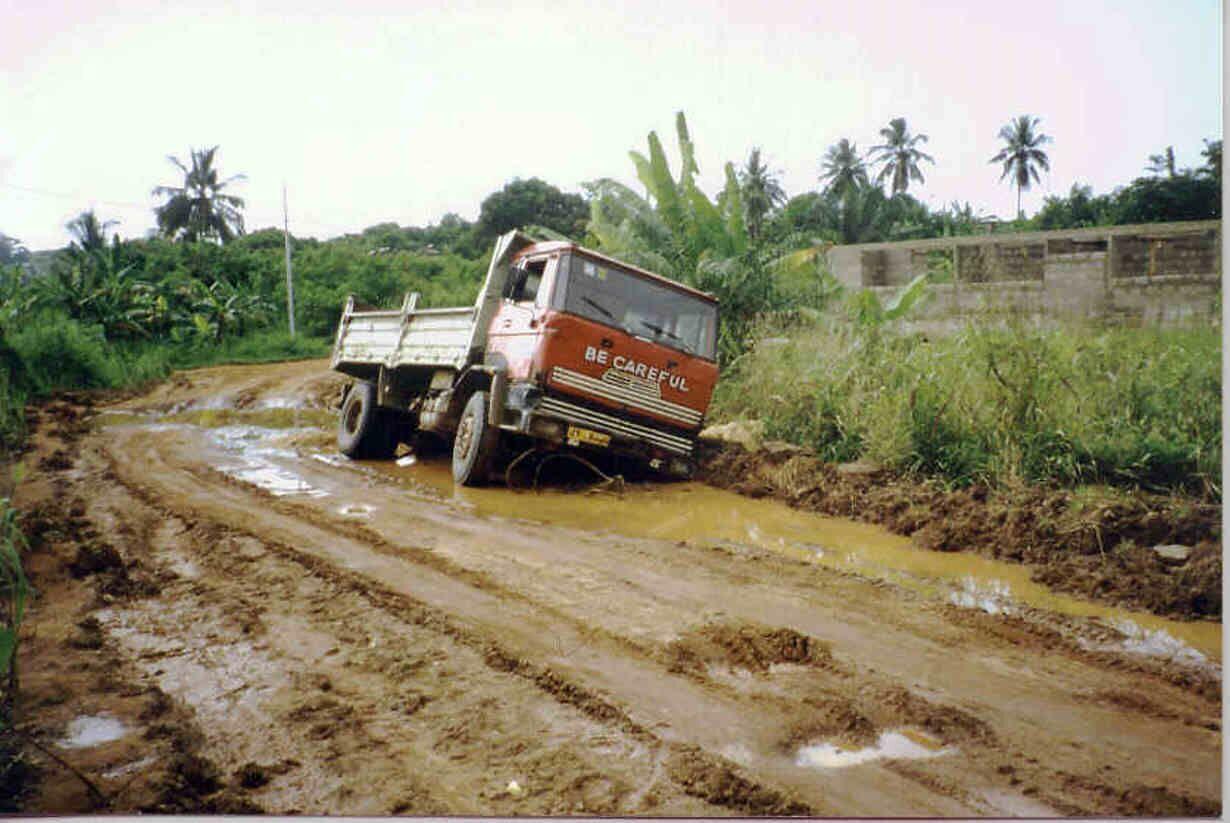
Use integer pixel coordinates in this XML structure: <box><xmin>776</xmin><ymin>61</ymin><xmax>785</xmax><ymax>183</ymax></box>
<box><xmin>566</xmin><ymin>425</ymin><xmax>611</xmax><ymax>448</ymax></box>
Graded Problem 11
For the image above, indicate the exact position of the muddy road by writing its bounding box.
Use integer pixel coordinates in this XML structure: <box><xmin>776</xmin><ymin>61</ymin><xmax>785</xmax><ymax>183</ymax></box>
<box><xmin>11</xmin><ymin>359</ymin><xmax>1222</xmax><ymax>815</ymax></box>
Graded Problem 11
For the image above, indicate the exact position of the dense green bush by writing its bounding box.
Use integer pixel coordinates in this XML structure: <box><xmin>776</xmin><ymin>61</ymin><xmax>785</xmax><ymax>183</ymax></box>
<box><xmin>711</xmin><ymin>318</ymin><xmax>1221</xmax><ymax>497</ymax></box>
<box><xmin>7</xmin><ymin>312</ymin><xmax>158</xmax><ymax>393</ymax></box>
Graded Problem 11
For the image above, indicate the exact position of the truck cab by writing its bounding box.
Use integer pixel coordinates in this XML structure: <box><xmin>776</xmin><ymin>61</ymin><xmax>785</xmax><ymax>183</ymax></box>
<box><xmin>331</xmin><ymin>231</ymin><xmax>720</xmax><ymax>486</ymax></box>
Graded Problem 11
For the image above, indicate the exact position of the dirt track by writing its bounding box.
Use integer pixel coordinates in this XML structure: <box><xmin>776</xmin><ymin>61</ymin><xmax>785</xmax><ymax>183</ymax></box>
<box><xmin>10</xmin><ymin>359</ymin><xmax>1223</xmax><ymax>816</ymax></box>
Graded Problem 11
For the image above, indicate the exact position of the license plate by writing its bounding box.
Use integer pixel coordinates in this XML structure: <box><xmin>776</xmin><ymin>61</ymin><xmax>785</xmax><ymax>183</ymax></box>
<box><xmin>566</xmin><ymin>425</ymin><xmax>611</xmax><ymax>448</ymax></box>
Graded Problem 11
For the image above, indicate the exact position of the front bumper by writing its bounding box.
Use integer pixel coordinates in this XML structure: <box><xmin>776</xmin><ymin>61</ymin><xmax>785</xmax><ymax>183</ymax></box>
<box><xmin>502</xmin><ymin>383</ymin><xmax>697</xmax><ymax>473</ymax></box>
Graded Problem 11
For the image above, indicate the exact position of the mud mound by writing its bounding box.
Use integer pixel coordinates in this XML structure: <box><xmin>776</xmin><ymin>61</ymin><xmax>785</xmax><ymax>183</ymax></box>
<box><xmin>664</xmin><ymin>744</ymin><xmax>810</xmax><ymax>815</ymax></box>
<box><xmin>68</xmin><ymin>541</ymin><xmax>124</xmax><ymax>578</ymax></box>
<box><xmin>38</xmin><ymin>449</ymin><xmax>73</xmax><ymax>472</ymax></box>
<box><xmin>872</xmin><ymin>685</ymin><xmax>996</xmax><ymax>745</ymax></box>
<box><xmin>785</xmin><ymin>696</ymin><xmax>878</xmax><ymax>748</ymax></box>
<box><xmin>665</xmin><ymin>621</ymin><xmax>832</xmax><ymax>674</ymax></box>
<box><xmin>697</xmin><ymin>441</ymin><xmax>1222</xmax><ymax>621</ymax></box>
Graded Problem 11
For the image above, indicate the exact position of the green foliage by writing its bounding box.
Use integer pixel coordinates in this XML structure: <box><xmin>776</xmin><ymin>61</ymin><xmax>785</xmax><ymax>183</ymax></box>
<box><xmin>869</xmin><ymin>117</ymin><xmax>934</xmax><ymax>196</ymax></box>
<box><xmin>846</xmin><ymin>273</ymin><xmax>931</xmax><ymax>328</ymax></box>
<box><xmin>0</xmin><ymin>237</ymin><xmax>28</xmax><ymax>268</ymax></box>
<box><xmin>0</xmin><ymin>368</ymin><xmax>25</xmax><ymax>457</ymax></box>
<box><xmin>990</xmin><ymin>115</ymin><xmax>1052</xmax><ymax>218</ymax></box>
<box><xmin>166</xmin><ymin>329</ymin><xmax>329</xmax><ymax>370</ymax></box>
<box><xmin>0</xmin><ymin>493</ymin><xmax>29</xmax><ymax>723</ymax></box>
<box><xmin>712</xmin><ymin>318</ymin><xmax>1220</xmax><ymax>496</ymax></box>
<box><xmin>739</xmin><ymin>148</ymin><xmax>786</xmax><ymax>243</ymax></box>
<box><xmin>1034</xmin><ymin>183</ymin><xmax>1115</xmax><ymax>229</ymax></box>
<box><xmin>819</xmin><ymin>138</ymin><xmax>869</xmax><ymax>198</ymax></box>
<box><xmin>475</xmin><ymin>178</ymin><xmax>588</xmax><ymax>244</ymax></box>
<box><xmin>153</xmin><ymin>146</ymin><xmax>246</xmax><ymax>243</ymax></box>
<box><xmin>7</xmin><ymin>312</ymin><xmax>168</xmax><ymax>393</ymax></box>
<box><xmin>587</xmin><ymin>112</ymin><xmax>805</xmax><ymax>363</ymax></box>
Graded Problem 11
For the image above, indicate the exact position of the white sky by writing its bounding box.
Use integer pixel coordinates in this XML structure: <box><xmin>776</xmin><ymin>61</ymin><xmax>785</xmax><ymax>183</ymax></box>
<box><xmin>1</xmin><ymin>0</ymin><xmax>1222</xmax><ymax>250</ymax></box>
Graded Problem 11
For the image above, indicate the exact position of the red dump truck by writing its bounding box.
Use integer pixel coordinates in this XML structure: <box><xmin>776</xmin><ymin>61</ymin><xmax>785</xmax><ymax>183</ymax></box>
<box><xmin>331</xmin><ymin>230</ymin><xmax>720</xmax><ymax>485</ymax></box>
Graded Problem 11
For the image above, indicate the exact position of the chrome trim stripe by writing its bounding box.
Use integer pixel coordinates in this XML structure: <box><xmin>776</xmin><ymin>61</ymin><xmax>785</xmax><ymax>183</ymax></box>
<box><xmin>538</xmin><ymin>396</ymin><xmax>693</xmax><ymax>455</ymax></box>
<box><xmin>550</xmin><ymin>367</ymin><xmax>702</xmax><ymax>426</ymax></box>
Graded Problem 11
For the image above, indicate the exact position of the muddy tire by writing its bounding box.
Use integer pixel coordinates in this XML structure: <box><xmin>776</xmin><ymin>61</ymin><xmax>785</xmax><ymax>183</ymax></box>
<box><xmin>337</xmin><ymin>381</ymin><xmax>396</xmax><ymax>459</ymax></box>
<box><xmin>452</xmin><ymin>391</ymin><xmax>499</xmax><ymax>486</ymax></box>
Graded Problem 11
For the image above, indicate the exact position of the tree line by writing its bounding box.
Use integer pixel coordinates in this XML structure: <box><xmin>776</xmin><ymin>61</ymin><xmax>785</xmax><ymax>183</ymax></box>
<box><xmin>0</xmin><ymin>114</ymin><xmax>1220</xmax><ymax>365</ymax></box>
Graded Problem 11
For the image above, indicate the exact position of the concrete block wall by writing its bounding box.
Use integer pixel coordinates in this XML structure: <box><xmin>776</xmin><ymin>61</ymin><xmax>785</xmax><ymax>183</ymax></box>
<box><xmin>824</xmin><ymin>220</ymin><xmax>1220</xmax><ymax>328</ymax></box>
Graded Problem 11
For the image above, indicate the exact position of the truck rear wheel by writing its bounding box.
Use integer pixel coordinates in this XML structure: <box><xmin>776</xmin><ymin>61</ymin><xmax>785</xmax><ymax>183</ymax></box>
<box><xmin>452</xmin><ymin>391</ymin><xmax>499</xmax><ymax>486</ymax></box>
<box><xmin>337</xmin><ymin>381</ymin><xmax>396</xmax><ymax>459</ymax></box>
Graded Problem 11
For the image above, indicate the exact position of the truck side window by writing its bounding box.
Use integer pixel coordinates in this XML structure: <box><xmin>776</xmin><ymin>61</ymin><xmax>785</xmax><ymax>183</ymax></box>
<box><xmin>507</xmin><ymin>259</ymin><xmax>545</xmax><ymax>304</ymax></box>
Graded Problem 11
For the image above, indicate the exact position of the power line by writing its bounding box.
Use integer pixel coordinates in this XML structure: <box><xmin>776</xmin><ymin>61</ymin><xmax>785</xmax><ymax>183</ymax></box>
<box><xmin>0</xmin><ymin>181</ymin><xmax>341</xmax><ymax>235</ymax></box>
<box><xmin>1</xmin><ymin>181</ymin><xmax>152</xmax><ymax>211</ymax></box>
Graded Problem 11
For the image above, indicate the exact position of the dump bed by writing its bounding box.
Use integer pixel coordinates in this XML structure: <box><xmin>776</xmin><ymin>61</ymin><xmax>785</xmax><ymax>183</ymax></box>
<box><xmin>331</xmin><ymin>230</ymin><xmax>537</xmax><ymax>380</ymax></box>
<box><xmin>331</xmin><ymin>293</ymin><xmax>476</xmax><ymax>376</ymax></box>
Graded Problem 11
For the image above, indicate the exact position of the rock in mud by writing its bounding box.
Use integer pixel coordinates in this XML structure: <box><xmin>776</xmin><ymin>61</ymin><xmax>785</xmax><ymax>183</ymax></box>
<box><xmin>699</xmin><ymin>420</ymin><xmax>765</xmax><ymax>450</ymax></box>
<box><xmin>1150</xmin><ymin>544</ymin><xmax>1193</xmax><ymax>563</ymax></box>
<box><xmin>836</xmin><ymin>459</ymin><xmax>884</xmax><ymax>476</ymax></box>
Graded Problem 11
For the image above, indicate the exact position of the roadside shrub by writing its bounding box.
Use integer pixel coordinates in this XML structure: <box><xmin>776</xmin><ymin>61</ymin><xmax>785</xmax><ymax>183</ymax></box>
<box><xmin>8</xmin><ymin>313</ymin><xmax>122</xmax><ymax>393</ymax></box>
<box><xmin>904</xmin><ymin>380</ymin><xmax>990</xmax><ymax>483</ymax></box>
<box><xmin>0</xmin><ymin>370</ymin><xmax>24</xmax><ymax>456</ymax></box>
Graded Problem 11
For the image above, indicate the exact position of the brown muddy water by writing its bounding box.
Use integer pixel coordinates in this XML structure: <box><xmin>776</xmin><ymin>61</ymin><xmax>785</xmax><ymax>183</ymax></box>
<box><xmin>94</xmin><ymin>408</ymin><xmax>1223</xmax><ymax>664</ymax></box>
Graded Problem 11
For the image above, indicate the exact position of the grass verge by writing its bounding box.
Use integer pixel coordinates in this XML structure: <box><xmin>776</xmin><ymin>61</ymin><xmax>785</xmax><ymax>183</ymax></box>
<box><xmin>0</xmin><ymin>312</ymin><xmax>330</xmax><ymax>457</ymax></box>
<box><xmin>711</xmin><ymin>317</ymin><xmax>1221</xmax><ymax>499</ymax></box>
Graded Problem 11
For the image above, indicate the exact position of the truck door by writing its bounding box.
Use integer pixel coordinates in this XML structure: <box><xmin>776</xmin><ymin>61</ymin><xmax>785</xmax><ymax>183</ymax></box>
<box><xmin>487</xmin><ymin>255</ymin><xmax>557</xmax><ymax>380</ymax></box>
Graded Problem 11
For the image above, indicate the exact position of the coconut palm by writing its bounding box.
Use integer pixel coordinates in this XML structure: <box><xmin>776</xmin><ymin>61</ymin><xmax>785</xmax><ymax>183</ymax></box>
<box><xmin>868</xmin><ymin>118</ymin><xmax>934</xmax><ymax>196</ymax></box>
<box><xmin>1146</xmin><ymin>146</ymin><xmax>1176</xmax><ymax>178</ymax></box>
<box><xmin>152</xmin><ymin>146</ymin><xmax>246</xmax><ymax>243</ymax></box>
<box><xmin>739</xmin><ymin>147</ymin><xmax>786</xmax><ymax>243</ymax></box>
<box><xmin>989</xmin><ymin>115</ymin><xmax>1052</xmax><ymax>219</ymax></box>
<box><xmin>66</xmin><ymin>210</ymin><xmax>117</xmax><ymax>255</ymax></box>
<box><xmin>818</xmin><ymin>138</ymin><xmax>869</xmax><ymax>198</ymax></box>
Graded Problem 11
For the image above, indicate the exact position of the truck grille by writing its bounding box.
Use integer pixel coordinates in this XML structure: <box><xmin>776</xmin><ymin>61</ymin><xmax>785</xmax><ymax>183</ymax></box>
<box><xmin>549</xmin><ymin>366</ymin><xmax>703</xmax><ymax>428</ymax></box>
<box><xmin>537</xmin><ymin>396</ymin><xmax>694</xmax><ymax>455</ymax></box>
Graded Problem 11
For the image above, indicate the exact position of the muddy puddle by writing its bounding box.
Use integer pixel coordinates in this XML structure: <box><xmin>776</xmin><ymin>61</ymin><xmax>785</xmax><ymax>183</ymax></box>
<box><xmin>94</xmin><ymin>408</ymin><xmax>1223</xmax><ymax>664</ymax></box>
<box><xmin>795</xmin><ymin>729</ymin><xmax>953</xmax><ymax>769</ymax></box>
<box><xmin>59</xmin><ymin>714</ymin><xmax>128</xmax><ymax>749</ymax></box>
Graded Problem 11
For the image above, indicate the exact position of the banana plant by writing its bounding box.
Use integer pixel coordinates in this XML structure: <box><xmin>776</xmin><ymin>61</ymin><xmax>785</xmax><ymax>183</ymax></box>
<box><xmin>188</xmin><ymin>278</ymin><xmax>273</xmax><ymax>342</ymax></box>
<box><xmin>847</xmin><ymin>272</ymin><xmax>932</xmax><ymax>328</ymax></box>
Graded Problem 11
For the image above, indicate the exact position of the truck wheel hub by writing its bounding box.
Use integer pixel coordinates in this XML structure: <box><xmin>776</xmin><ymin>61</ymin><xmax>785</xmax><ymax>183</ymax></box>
<box><xmin>455</xmin><ymin>414</ymin><xmax>475</xmax><ymax>458</ymax></box>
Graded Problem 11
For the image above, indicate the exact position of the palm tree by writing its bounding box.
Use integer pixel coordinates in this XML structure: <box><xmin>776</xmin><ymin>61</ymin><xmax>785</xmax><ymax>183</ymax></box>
<box><xmin>1146</xmin><ymin>146</ymin><xmax>1176</xmax><ymax>177</ymax></box>
<box><xmin>739</xmin><ymin>147</ymin><xmax>786</xmax><ymax>243</ymax></box>
<box><xmin>868</xmin><ymin>118</ymin><xmax>934</xmax><ymax>196</ymax></box>
<box><xmin>152</xmin><ymin>146</ymin><xmax>246</xmax><ymax>243</ymax></box>
<box><xmin>818</xmin><ymin>139</ymin><xmax>868</xmax><ymax>198</ymax></box>
<box><xmin>989</xmin><ymin>115</ymin><xmax>1052</xmax><ymax>219</ymax></box>
<box><xmin>66</xmin><ymin>210</ymin><xmax>117</xmax><ymax>255</ymax></box>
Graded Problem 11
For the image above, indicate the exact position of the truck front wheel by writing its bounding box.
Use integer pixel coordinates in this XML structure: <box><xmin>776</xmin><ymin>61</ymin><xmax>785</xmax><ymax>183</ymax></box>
<box><xmin>337</xmin><ymin>381</ymin><xmax>397</xmax><ymax>459</ymax></box>
<box><xmin>452</xmin><ymin>391</ymin><xmax>499</xmax><ymax>486</ymax></box>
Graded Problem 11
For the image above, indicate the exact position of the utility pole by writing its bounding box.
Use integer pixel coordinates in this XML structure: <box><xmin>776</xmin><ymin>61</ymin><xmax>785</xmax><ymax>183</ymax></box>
<box><xmin>282</xmin><ymin>183</ymin><xmax>296</xmax><ymax>337</ymax></box>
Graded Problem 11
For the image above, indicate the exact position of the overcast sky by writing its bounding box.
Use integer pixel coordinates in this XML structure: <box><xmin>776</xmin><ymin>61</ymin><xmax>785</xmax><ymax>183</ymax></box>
<box><xmin>1</xmin><ymin>0</ymin><xmax>1222</xmax><ymax>250</ymax></box>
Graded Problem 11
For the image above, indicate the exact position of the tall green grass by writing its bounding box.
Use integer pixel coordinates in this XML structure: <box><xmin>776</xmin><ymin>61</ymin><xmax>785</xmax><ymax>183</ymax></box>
<box><xmin>711</xmin><ymin>318</ymin><xmax>1221</xmax><ymax>497</ymax></box>
<box><xmin>0</xmin><ymin>490</ymin><xmax>29</xmax><ymax>725</ymax></box>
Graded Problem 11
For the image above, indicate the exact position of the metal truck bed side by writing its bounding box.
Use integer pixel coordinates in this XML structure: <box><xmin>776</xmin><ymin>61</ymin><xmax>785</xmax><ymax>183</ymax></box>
<box><xmin>331</xmin><ymin>229</ymin><xmax>538</xmax><ymax>378</ymax></box>
<box><xmin>331</xmin><ymin>292</ymin><xmax>475</xmax><ymax>374</ymax></box>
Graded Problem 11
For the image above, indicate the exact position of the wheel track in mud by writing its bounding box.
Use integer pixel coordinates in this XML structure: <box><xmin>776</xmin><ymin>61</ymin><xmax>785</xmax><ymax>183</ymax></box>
<box><xmin>92</xmin><ymin>438</ymin><xmax>814</xmax><ymax>815</ymax></box>
<box><xmin>91</xmin><ymin>415</ymin><xmax>1223</xmax><ymax>816</ymax></box>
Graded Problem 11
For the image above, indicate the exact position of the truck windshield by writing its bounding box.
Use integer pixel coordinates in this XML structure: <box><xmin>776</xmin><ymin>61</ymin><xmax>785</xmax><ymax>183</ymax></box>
<box><xmin>558</xmin><ymin>254</ymin><xmax>718</xmax><ymax>360</ymax></box>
